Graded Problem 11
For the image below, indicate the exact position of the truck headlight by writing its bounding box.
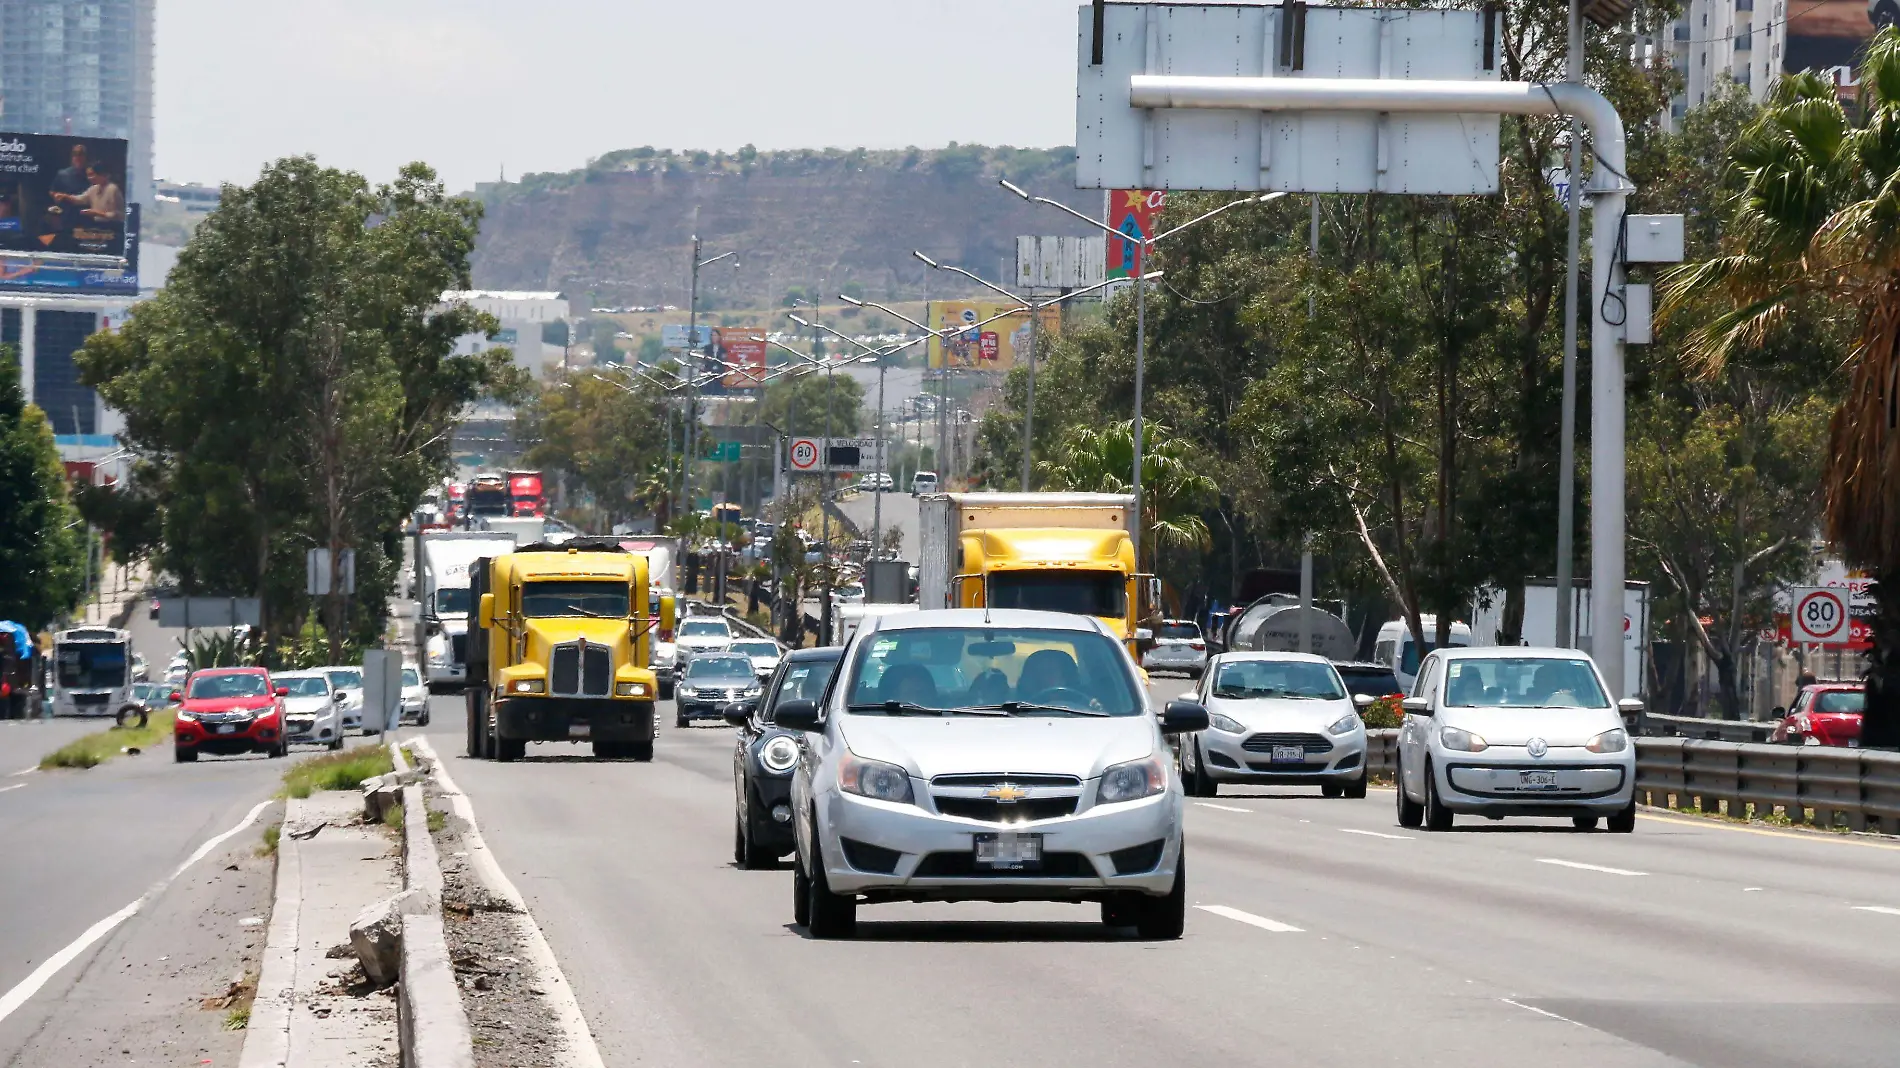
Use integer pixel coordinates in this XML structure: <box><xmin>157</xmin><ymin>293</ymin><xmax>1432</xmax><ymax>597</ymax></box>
<box><xmin>509</xmin><ymin>679</ymin><xmax>545</xmax><ymax>694</ymax></box>
<box><xmin>838</xmin><ymin>750</ymin><xmax>913</xmax><ymax>804</ymax></box>
<box><xmin>616</xmin><ymin>681</ymin><xmax>651</xmax><ymax>697</ymax></box>
<box><xmin>1097</xmin><ymin>754</ymin><xmax>1168</xmax><ymax>804</ymax></box>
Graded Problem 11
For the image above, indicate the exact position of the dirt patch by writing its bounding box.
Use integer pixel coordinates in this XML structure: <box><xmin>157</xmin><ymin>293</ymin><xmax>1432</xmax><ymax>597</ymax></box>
<box><xmin>430</xmin><ymin>788</ymin><xmax>569</xmax><ymax>1067</ymax></box>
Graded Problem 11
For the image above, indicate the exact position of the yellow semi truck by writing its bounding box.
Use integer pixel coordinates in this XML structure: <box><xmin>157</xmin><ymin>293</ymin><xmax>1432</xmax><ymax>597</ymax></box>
<box><xmin>916</xmin><ymin>492</ymin><xmax>1154</xmax><ymax>650</ymax></box>
<box><xmin>464</xmin><ymin>539</ymin><xmax>674</xmax><ymax>762</ymax></box>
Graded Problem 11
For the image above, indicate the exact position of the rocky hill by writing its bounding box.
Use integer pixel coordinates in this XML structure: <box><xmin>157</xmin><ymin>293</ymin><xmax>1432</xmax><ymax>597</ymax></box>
<box><xmin>467</xmin><ymin>144</ymin><xmax>1103</xmax><ymax>309</ymax></box>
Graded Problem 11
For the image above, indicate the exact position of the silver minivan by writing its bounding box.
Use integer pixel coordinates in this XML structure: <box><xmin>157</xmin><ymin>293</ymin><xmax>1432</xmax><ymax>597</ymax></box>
<box><xmin>1394</xmin><ymin>647</ymin><xmax>1640</xmax><ymax>832</ymax></box>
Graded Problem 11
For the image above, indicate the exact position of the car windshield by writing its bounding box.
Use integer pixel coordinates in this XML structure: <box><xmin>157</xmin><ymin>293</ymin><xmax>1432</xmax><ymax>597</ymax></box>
<box><xmin>1337</xmin><ymin>667</ymin><xmax>1403</xmax><ymax>697</ymax></box>
<box><xmin>845</xmin><ymin>625</ymin><xmax>1141</xmax><ymax>716</ymax></box>
<box><xmin>1212</xmin><ymin>659</ymin><xmax>1346</xmax><ymax>700</ymax></box>
<box><xmin>1157</xmin><ymin>623</ymin><xmax>1200</xmax><ymax>640</ymax></box>
<box><xmin>768</xmin><ymin>657</ymin><xmax>842</xmax><ymax>720</ymax></box>
<box><xmin>435</xmin><ymin>588</ymin><xmax>471</xmax><ymax>615</ymax></box>
<box><xmin>402</xmin><ymin>668</ymin><xmax>421</xmax><ymax>686</ymax></box>
<box><xmin>679</xmin><ymin>620</ymin><xmax>730</xmax><ymax>638</ymax></box>
<box><xmin>277</xmin><ymin>676</ymin><xmax>331</xmax><ymax>698</ymax></box>
<box><xmin>687</xmin><ymin>656</ymin><xmax>753</xmax><ymax>679</ymax></box>
<box><xmin>1400</xmin><ymin>636</ymin><xmax>1468</xmax><ymax>675</ymax></box>
<box><xmin>326</xmin><ymin>669</ymin><xmax>362</xmax><ymax>689</ymax></box>
<box><xmin>1442</xmin><ymin>657</ymin><xmax>1610</xmax><ymax>709</ymax></box>
<box><xmin>732</xmin><ymin>642</ymin><xmax>777</xmax><ymax>657</ymax></box>
<box><xmin>521</xmin><ymin>581</ymin><xmax>628</xmax><ymax>618</ymax></box>
<box><xmin>1815</xmin><ymin>690</ymin><xmax>1866</xmax><ymax>714</ymax></box>
<box><xmin>187</xmin><ymin>673</ymin><xmax>270</xmax><ymax>699</ymax></box>
<box><xmin>987</xmin><ymin>571</ymin><xmax>1128</xmax><ymax>618</ymax></box>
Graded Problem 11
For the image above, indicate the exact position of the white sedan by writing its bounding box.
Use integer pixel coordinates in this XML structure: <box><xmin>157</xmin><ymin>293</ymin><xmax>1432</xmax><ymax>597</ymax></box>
<box><xmin>1177</xmin><ymin>652</ymin><xmax>1369</xmax><ymax>798</ymax></box>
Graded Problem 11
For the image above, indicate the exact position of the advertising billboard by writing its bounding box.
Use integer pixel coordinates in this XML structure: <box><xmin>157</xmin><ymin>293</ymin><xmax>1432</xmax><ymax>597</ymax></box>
<box><xmin>0</xmin><ymin>133</ymin><xmax>130</xmax><ymax>259</ymax></box>
<box><xmin>1786</xmin><ymin>1</ymin><xmax>1878</xmax><ymax>81</ymax></box>
<box><xmin>1106</xmin><ymin>189</ymin><xmax>1165</xmax><ymax>280</ymax></box>
<box><xmin>925</xmin><ymin>301</ymin><xmax>1060</xmax><ymax>372</ymax></box>
<box><xmin>714</xmin><ymin>327</ymin><xmax>767</xmax><ymax>390</ymax></box>
<box><xmin>661</xmin><ymin>323</ymin><xmax>714</xmax><ymax>350</ymax></box>
<box><xmin>0</xmin><ymin>204</ymin><xmax>139</xmax><ymax>295</ymax></box>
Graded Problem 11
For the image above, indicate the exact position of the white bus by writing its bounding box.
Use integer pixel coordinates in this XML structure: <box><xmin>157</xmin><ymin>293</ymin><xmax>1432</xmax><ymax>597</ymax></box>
<box><xmin>51</xmin><ymin>626</ymin><xmax>133</xmax><ymax>717</ymax></box>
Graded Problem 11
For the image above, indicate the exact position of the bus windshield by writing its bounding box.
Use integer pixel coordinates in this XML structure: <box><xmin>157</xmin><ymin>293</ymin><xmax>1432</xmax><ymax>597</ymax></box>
<box><xmin>56</xmin><ymin>642</ymin><xmax>128</xmax><ymax>690</ymax></box>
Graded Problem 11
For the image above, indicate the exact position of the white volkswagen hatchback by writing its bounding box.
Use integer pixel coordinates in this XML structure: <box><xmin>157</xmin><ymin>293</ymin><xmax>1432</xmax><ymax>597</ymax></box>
<box><xmin>1394</xmin><ymin>647</ymin><xmax>1640</xmax><ymax>832</ymax></box>
<box><xmin>1178</xmin><ymin>652</ymin><xmax>1369</xmax><ymax>798</ymax></box>
<box><xmin>780</xmin><ymin>608</ymin><xmax>1207</xmax><ymax>939</ymax></box>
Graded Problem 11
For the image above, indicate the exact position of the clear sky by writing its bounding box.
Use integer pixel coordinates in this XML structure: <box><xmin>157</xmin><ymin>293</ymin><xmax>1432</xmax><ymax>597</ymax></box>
<box><xmin>156</xmin><ymin>0</ymin><xmax>1086</xmax><ymax>193</ymax></box>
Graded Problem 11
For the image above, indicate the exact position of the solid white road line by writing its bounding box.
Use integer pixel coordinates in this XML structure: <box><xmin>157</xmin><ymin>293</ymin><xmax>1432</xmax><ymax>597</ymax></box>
<box><xmin>1852</xmin><ymin>905</ymin><xmax>1900</xmax><ymax>916</ymax></box>
<box><xmin>1501</xmin><ymin>999</ymin><xmax>1586</xmax><ymax>1026</ymax></box>
<box><xmin>10</xmin><ymin>767</ymin><xmax>36</xmax><ymax>777</ymax></box>
<box><xmin>0</xmin><ymin>797</ymin><xmax>270</xmax><ymax>1027</ymax></box>
<box><xmin>1195</xmin><ymin>905</ymin><xmax>1304</xmax><ymax>933</ymax></box>
<box><xmin>1536</xmin><ymin>858</ymin><xmax>1647</xmax><ymax>876</ymax></box>
<box><xmin>0</xmin><ymin>783</ymin><xmax>23</xmax><ymax>794</ymax></box>
<box><xmin>410</xmin><ymin>736</ymin><xmax>607</xmax><ymax>1068</ymax></box>
<box><xmin>1193</xmin><ymin>802</ymin><xmax>1251</xmax><ymax>813</ymax></box>
<box><xmin>1340</xmin><ymin>827</ymin><xmax>1412</xmax><ymax>840</ymax></box>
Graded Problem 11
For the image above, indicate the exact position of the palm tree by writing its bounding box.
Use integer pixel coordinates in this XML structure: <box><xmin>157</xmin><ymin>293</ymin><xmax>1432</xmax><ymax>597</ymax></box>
<box><xmin>1662</xmin><ymin>37</ymin><xmax>1900</xmax><ymax>743</ymax></box>
<box><xmin>1036</xmin><ymin>420</ymin><xmax>1218</xmax><ymax>559</ymax></box>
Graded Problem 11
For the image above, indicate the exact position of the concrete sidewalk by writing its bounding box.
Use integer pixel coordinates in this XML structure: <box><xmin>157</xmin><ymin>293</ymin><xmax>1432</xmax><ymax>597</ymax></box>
<box><xmin>243</xmin><ymin>790</ymin><xmax>401</xmax><ymax>1068</ymax></box>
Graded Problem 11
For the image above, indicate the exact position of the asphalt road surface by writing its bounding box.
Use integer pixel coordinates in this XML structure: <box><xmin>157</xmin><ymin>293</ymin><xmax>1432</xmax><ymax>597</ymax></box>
<box><xmin>836</xmin><ymin>487</ymin><xmax>920</xmax><ymax>560</ymax></box>
<box><xmin>414</xmin><ymin>682</ymin><xmax>1900</xmax><ymax>1068</ymax></box>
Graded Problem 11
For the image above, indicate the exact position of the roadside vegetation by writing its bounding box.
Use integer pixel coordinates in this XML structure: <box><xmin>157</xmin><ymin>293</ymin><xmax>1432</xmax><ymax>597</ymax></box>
<box><xmin>39</xmin><ymin>711</ymin><xmax>176</xmax><ymax>770</ymax></box>
<box><xmin>279</xmin><ymin>746</ymin><xmax>392</xmax><ymax>799</ymax></box>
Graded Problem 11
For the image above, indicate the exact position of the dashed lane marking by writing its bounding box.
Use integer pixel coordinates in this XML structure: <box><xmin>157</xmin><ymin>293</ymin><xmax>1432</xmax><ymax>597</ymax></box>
<box><xmin>1501</xmin><ymin>999</ymin><xmax>1586</xmax><ymax>1026</ymax></box>
<box><xmin>0</xmin><ymin>783</ymin><xmax>23</xmax><ymax>794</ymax></box>
<box><xmin>1193</xmin><ymin>802</ymin><xmax>1251</xmax><ymax>813</ymax></box>
<box><xmin>1536</xmin><ymin>858</ymin><xmax>1647</xmax><ymax>876</ymax></box>
<box><xmin>1852</xmin><ymin>905</ymin><xmax>1900</xmax><ymax>916</ymax></box>
<box><xmin>1340</xmin><ymin>827</ymin><xmax>1413</xmax><ymax>840</ymax></box>
<box><xmin>1195</xmin><ymin>905</ymin><xmax>1304</xmax><ymax>932</ymax></box>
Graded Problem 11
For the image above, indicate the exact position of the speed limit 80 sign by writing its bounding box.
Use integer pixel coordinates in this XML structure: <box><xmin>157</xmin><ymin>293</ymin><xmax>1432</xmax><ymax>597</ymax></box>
<box><xmin>1790</xmin><ymin>586</ymin><xmax>1851</xmax><ymax>643</ymax></box>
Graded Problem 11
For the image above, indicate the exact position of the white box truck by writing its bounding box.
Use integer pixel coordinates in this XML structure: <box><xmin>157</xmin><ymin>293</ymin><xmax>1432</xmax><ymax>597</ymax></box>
<box><xmin>1469</xmin><ymin>579</ymin><xmax>1651</xmax><ymax>698</ymax></box>
<box><xmin>419</xmin><ymin>531</ymin><xmax>518</xmax><ymax>689</ymax></box>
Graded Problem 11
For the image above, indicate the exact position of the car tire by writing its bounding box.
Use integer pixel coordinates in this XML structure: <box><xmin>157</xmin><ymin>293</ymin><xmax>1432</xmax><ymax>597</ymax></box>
<box><xmin>1135</xmin><ymin>851</ymin><xmax>1187</xmax><ymax>940</ymax></box>
<box><xmin>1396</xmin><ymin>771</ymin><xmax>1424</xmax><ymax>828</ymax></box>
<box><xmin>1100</xmin><ymin>895</ymin><xmax>1140</xmax><ymax>930</ymax></box>
<box><xmin>418</xmin><ymin>711</ymin><xmax>431</xmax><ymax>727</ymax></box>
<box><xmin>739</xmin><ymin>807</ymin><xmax>774</xmax><ymax>870</ymax></box>
<box><xmin>1343</xmin><ymin>770</ymin><xmax>1369</xmax><ymax>799</ymax></box>
<box><xmin>1183</xmin><ymin>739</ymin><xmax>1216</xmax><ymax>797</ymax></box>
<box><xmin>734</xmin><ymin>814</ymin><xmax>748</xmax><ymax>866</ymax></box>
<box><xmin>269</xmin><ymin>743</ymin><xmax>286</xmax><ymax>759</ymax></box>
<box><xmin>792</xmin><ymin>863</ymin><xmax>812</xmax><ymax>928</ymax></box>
<box><xmin>174</xmin><ymin>746</ymin><xmax>197</xmax><ymax>763</ymax></box>
<box><xmin>660</xmin><ymin>682</ymin><xmax>674</xmax><ymax>701</ymax></box>
<box><xmin>329</xmin><ymin>737</ymin><xmax>344</xmax><ymax>752</ymax></box>
<box><xmin>1423</xmin><ymin>762</ymin><xmax>1455</xmax><ymax>832</ymax></box>
<box><xmin>593</xmin><ymin>739</ymin><xmax>620</xmax><ymax>760</ymax></box>
<box><xmin>497</xmin><ymin>737</ymin><xmax>525</xmax><ymax>762</ymax></box>
<box><xmin>1606</xmin><ymin>801</ymin><xmax>1637</xmax><ymax>834</ymax></box>
<box><xmin>1572</xmin><ymin>815</ymin><xmax>1600</xmax><ymax>831</ymax></box>
<box><xmin>1321</xmin><ymin>783</ymin><xmax>1343</xmax><ymax>798</ymax></box>
<box><xmin>629</xmin><ymin>740</ymin><xmax>654</xmax><ymax>762</ymax></box>
<box><xmin>805</xmin><ymin>856</ymin><xmax>856</xmax><ymax>939</ymax></box>
<box><xmin>676</xmin><ymin>713</ymin><xmax>689</xmax><ymax>729</ymax></box>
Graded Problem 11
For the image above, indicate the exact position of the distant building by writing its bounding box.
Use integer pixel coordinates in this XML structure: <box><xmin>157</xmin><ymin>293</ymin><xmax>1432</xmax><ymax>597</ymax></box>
<box><xmin>442</xmin><ymin>290</ymin><xmax>571</xmax><ymax>377</ymax></box>
<box><xmin>1656</xmin><ymin>0</ymin><xmax>1788</xmax><ymax>129</ymax></box>
<box><xmin>0</xmin><ymin>0</ymin><xmax>156</xmax><ymax>207</ymax></box>
<box><xmin>155</xmin><ymin>180</ymin><xmax>221</xmax><ymax>215</ymax></box>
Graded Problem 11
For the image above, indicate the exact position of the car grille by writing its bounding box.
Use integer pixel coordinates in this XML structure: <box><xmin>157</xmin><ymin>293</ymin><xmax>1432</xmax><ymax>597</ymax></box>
<box><xmin>550</xmin><ymin>642</ymin><xmax>612</xmax><ymax>698</ymax></box>
<box><xmin>1240</xmin><ymin>732</ymin><xmax>1333</xmax><ymax>754</ymax></box>
<box><xmin>934</xmin><ymin>797</ymin><xmax>1079</xmax><ymax>823</ymax></box>
<box><xmin>73</xmin><ymin>692</ymin><xmax>110</xmax><ymax>707</ymax></box>
<box><xmin>1247</xmin><ymin>760</ymin><xmax>1329</xmax><ymax>773</ymax></box>
<box><xmin>913</xmin><ymin>852</ymin><xmax>1095</xmax><ymax>878</ymax></box>
<box><xmin>930</xmin><ymin>773</ymin><xmax>1081</xmax><ymax>788</ymax></box>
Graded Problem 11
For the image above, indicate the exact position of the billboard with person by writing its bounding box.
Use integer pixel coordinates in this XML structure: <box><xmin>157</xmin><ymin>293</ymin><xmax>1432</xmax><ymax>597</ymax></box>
<box><xmin>1786</xmin><ymin>0</ymin><xmax>1879</xmax><ymax>84</ymax></box>
<box><xmin>925</xmin><ymin>301</ymin><xmax>1060</xmax><ymax>371</ymax></box>
<box><xmin>1106</xmin><ymin>189</ymin><xmax>1165</xmax><ymax>280</ymax></box>
<box><xmin>715</xmin><ymin>327</ymin><xmax>767</xmax><ymax>389</ymax></box>
<box><xmin>0</xmin><ymin>133</ymin><xmax>130</xmax><ymax>259</ymax></box>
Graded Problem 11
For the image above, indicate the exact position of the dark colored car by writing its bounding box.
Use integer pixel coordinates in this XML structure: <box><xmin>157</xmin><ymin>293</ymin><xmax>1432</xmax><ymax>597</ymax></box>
<box><xmin>1770</xmin><ymin>683</ymin><xmax>1865</xmax><ymax>747</ymax></box>
<box><xmin>729</xmin><ymin>647</ymin><xmax>842</xmax><ymax>868</ymax></box>
<box><xmin>173</xmin><ymin>667</ymin><xmax>288</xmax><ymax>762</ymax></box>
<box><xmin>1333</xmin><ymin>661</ymin><xmax>1404</xmax><ymax>700</ymax></box>
<box><xmin>675</xmin><ymin>653</ymin><xmax>762</xmax><ymax>728</ymax></box>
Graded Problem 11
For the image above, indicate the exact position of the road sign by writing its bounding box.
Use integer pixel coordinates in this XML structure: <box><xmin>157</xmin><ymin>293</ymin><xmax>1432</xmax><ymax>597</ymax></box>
<box><xmin>157</xmin><ymin>597</ymin><xmax>262</xmax><ymax>629</ymax></box>
<box><xmin>788</xmin><ymin>436</ymin><xmax>886</xmax><ymax>473</ymax></box>
<box><xmin>789</xmin><ymin>438</ymin><xmax>820</xmax><ymax>471</ymax></box>
<box><xmin>705</xmin><ymin>440</ymin><xmax>742</xmax><ymax>462</ymax></box>
<box><xmin>306</xmin><ymin>548</ymin><xmax>356</xmax><ymax>596</ymax></box>
<box><xmin>1790</xmin><ymin>586</ymin><xmax>1851</xmax><ymax>644</ymax></box>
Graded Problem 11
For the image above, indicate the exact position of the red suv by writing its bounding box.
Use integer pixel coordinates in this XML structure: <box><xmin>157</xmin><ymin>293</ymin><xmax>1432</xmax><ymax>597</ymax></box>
<box><xmin>1771</xmin><ymin>683</ymin><xmax>1866</xmax><ymax>747</ymax></box>
<box><xmin>173</xmin><ymin>667</ymin><xmax>289</xmax><ymax>762</ymax></box>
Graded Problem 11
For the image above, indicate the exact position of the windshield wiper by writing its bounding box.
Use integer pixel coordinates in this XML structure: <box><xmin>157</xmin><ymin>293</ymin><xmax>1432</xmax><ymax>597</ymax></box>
<box><xmin>562</xmin><ymin>604</ymin><xmax>607</xmax><ymax>618</ymax></box>
<box><xmin>847</xmin><ymin>701</ymin><xmax>952</xmax><ymax>716</ymax></box>
<box><xmin>964</xmin><ymin>702</ymin><xmax>1110</xmax><ymax>717</ymax></box>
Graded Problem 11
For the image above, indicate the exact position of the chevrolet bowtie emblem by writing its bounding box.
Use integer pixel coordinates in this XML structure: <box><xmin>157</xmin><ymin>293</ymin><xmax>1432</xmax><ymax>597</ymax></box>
<box><xmin>984</xmin><ymin>784</ymin><xmax>1028</xmax><ymax>803</ymax></box>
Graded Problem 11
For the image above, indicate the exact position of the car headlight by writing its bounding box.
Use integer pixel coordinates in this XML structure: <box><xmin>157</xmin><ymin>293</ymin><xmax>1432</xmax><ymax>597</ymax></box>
<box><xmin>427</xmin><ymin>652</ymin><xmax>446</xmax><ymax>665</ymax></box>
<box><xmin>1587</xmin><ymin>728</ymin><xmax>1629</xmax><ymax>754</ymax></box>
<box><xmin>1326</xmin><ymin>711</ymin><xmax>1362</xmax><ymax>736</ymax></box>
<box><xmin>838</xmin><ymin>750</ymin><xmax>913</xmax><ymax>804</ymax></box>
<box><xmin>760</xmin><ymin>736</ymin><xmax>799</xmax><ymax>774</ymax></box>
<box><xmin>1208</xmin><ymin>712</ymin><xmax>1247</xmax><ymax>734</ymax></box>
<box><xmin>509</xmin><ymin>679</ymin><xmax>545</xmax><ymax>694</ymax></box>
<box><xmin>744</xmin><ymin>687</ymin><xmax>762</xmax><ymax>698</ymax></box>
<box><xmin>174</xmin><ymin>709</ymin><xmax>196</xmax><ymax>722</ymax></box>
<box><xmin>1439</xmin><ymin>725</ymin><xmax>1488</xmax><ymax>752</ymax></box>
<box><xmin>616</xmin><ymin>681</ymin><xmax>651</xmax><ymax>697</ymax></box>
<box><xmin>1097</xmin><ymin>754</ymin><xmax>1169</xmax><ymax>804</ymax></box>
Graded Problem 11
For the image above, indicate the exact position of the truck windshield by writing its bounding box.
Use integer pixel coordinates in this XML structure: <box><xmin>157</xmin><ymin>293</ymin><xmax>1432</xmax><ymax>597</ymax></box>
<box><xmin>56</xmin><ymin>643</ymin><xmax>127</xmax><ymax>689</ymax></box>
<box><xmin>988</xmin><ymin>571</ymin><xmax>1127</xmax><ymax>618</ymax></box>
<box><xmin>466</xmin><ymin>487</ymin><xmax>510</xmax><ymax>516</ymax></box>
<box><xmin>522</xmin><ymin>581</ymin><xmax>629</xmax><ymax>618</ymax></box>
<box><xmin>434</xmin><ymin>588</ymin><xmax>471</xmax><ymax>616</ymax></box>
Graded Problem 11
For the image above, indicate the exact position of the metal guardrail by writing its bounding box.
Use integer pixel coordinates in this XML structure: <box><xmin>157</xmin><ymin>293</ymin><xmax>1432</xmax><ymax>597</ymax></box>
<box><xmin>1361</xmin><ymin>727</ymin><xmax>1900</xmax><ymax>835</ymax></box>
<box><xmin>1637</xmin><ymin>711</ymin><xmax>1777</xmax><ymax>743</ymax></box>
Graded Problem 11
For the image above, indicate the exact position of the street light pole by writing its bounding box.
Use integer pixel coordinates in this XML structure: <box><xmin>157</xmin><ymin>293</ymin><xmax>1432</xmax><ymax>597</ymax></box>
<box><xmin>1554</xmin><ymin>0</ymin><xmax>1584</xmax><ymax>649</ymax></box>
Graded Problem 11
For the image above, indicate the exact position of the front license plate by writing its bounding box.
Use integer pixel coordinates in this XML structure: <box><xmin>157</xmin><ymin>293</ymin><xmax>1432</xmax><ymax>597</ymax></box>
<box><xmin>974</xmin><ymin>832</ymin><xmax>1043</xmax><ymax>871</ymax></box>
<box><xmin>216</xmin><ymin>724</ymin><xmax>237</xmax><ymax>735</ymax></box>
<box><xmin>568</xmin><ymin>723</ymin><xmax>591</xmax><ymax>738</ymax></box>
<box><xmin>1271</xmin><ymin>745</ymin><xmax>1306</xmax><ymax>764</ymax></box>
<box><xmin>1519</xmin><ymin>771</ymin><xmax>1559</xmax><ymax>789</ymax></box>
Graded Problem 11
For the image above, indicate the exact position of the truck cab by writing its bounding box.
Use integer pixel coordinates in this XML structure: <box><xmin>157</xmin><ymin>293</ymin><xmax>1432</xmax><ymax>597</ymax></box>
<box><xmin>465</xmin><ymin>542</ymin><xmax>674</xmax><ymax>762</ymax></box>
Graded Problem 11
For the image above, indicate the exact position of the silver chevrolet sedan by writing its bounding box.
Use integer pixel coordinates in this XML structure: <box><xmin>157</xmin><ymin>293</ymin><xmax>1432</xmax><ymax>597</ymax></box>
<box><xmin>779</xmin><ymin>608</ymin><xmax>1208</xmax><ymax>939</ymax></box>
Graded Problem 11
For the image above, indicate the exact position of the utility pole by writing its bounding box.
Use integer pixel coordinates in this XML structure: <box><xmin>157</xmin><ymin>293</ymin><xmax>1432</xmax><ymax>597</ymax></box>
<box><xmin>1554</xmin><ymin>0</ymin><xmax>1584</xmax><ymax>649</ymax></box>
<box><xmin>685</xmin><ymin>233</ymin><xmax>702</xmax><ymax>522</ymax></box>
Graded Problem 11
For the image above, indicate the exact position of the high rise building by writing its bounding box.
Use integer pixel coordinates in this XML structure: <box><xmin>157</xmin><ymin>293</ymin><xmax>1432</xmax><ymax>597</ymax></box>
<box><xmin>0</xmin><ymin>0</ymin><xmax>156</xmax><ymax>208</ymax></box>
<box><xmin>1657</xmin><ymin>0</ymin><xmax>1788</xmax><ymax>129</ymax></box>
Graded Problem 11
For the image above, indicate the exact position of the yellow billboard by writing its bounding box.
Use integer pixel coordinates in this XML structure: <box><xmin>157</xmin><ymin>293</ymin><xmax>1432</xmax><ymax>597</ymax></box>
<box><xmin>925</xmin><ymin>301</ymin><xmax>1060</xmax><ymax>372</ymax></box>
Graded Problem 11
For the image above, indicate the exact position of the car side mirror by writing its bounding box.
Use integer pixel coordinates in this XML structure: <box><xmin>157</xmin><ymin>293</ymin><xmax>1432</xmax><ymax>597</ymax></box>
<box><xmin>774</xmin><ymin>700</ymin><xmax>821</xmax><ymax>732</ymax></box>
<box><xmin>1160</xmin><ymin>699</ymin><xmax>1209</xmax><ymax>735</ymax></box>
<box><xmin>722</xmin><ymin>703</ymin><xmax>750</xmax><ymax>728</ymax></box>
<box><xmin>333</xmin><ymin>692</ymin><xmax>345</xmax><ymax>702</ymax></box>
<box><xmin>1134</xmin><ymin>627</ymin><xmax>1154</xmax><ymax>642</ymax></box>
<box><xmin>1352</xmin><ymin>693</ymin><xmax>1376</xmax><ymax>709</ymax></box>
<box><xmin>275</xmin><ymin>687</ymin><xmax>289</xmax><ymax>697</ymax></box>
<box><xmin>169</xmin><ymin>691</ymin><xmax>182</xmax><ymax>702</ymax></box>
<box><xmin>1617</xmin><ymin>697</ymin><xmax>1644</xmax><ymax>715</ymax></box>
<box><xmin>1401</xmin><ymin>696</ymin><xmax>1433</xmax><ymax>716</ymax></box>
<box><xmin>1771</xmin><ymin>705</ymin><xmax>1787</xmax><ymax>718</ymax></box>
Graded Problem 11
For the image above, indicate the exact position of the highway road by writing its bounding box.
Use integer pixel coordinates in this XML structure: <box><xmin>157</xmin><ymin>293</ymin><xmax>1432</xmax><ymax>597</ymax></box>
<box><xmin>836</xmin><ymin>487</ymin><xmax>920</xmax><ymax>560</ymax></box>
<box><xmin>413</xmin><ymin>682</ymin><xmax>1900</xmax><ymax>1068</ymax></box>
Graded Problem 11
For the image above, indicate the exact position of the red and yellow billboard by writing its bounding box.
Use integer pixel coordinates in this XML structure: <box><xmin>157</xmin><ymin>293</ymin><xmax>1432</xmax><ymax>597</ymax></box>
<box><xmin>1106</xmin><ymin>189</ymin><xmax>1166</xmax><ymax>280</ymax></box>
<box><xmin>714</xmin><ymin>327</ymin><xmax>767</xmax><ymax>390</ymax></box>
<box><xmin>925</xmin><ymin>301</ymin><xmax>1060</xmax><ymax>372</ymax></box>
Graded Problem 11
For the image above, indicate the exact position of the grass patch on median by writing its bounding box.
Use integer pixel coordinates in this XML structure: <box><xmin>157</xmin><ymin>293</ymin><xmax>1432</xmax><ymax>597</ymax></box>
<box><xmin>38</xmin><ymin>711</ymin><xmax>176</xmax><ymax>770</ymax></box>
<box><xmin>258</xmin><ymin>823</ymin><xmax>280</xmax><ymax>857</ymax></box>
<box><xmin>279</xmin><ymin>746</ymin><xmax>393</xmax><ymax>799</ymax></box>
